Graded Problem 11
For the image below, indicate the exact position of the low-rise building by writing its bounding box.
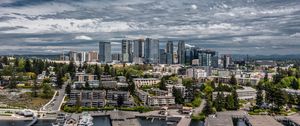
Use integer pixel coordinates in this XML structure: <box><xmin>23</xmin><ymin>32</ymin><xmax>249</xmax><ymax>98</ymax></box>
<box><xmin>68</xmin><ymin>90</ymin><xmax>106</xmax><ymax>107</ymax></box>
<box><xmin>106</xmin><ymin>90</ymin><xmax>130</xmax><ymax>101</ymax></box>
<box><xmin>100</xmin><ymin>75</ymin><xmax>117</xmax><ymax>89</ymax></box>
<box><xmin>147</xmin><ymin>96</ymin><xmax>175</xmax><ymax>106</ymax></box>
<box><xmin>136</xmin><ymin>90</ymin><xmax>149</xmax><ymax>105</ymax></box>
<box><xmin>212</xmin><ymin>86</ymin><xmax>256</xmax><ymax>100</ymax></box>
<box><xmin>236</xmin><ymin>86</ymin><xmax>257</xmax><ymax>100</ymax></box>
<box><xmin>133</xmin><ymin>78</ymin><xmax>160</xmax><ymax>87</ymax></box>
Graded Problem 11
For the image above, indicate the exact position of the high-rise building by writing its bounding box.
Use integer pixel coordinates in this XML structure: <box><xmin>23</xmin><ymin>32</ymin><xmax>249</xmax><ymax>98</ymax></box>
<box><xmin>177</xmin><ymin>40</ymin><xmax>185</xmax><ymax>64</ymax></box>
<box><xmin>159</xmin><ymin>49</ymin><xmax>166</xmax><ymax>64</ymax></box>
<box><xmin>69</xmin><ymin>51</ymin><xmax>79</xmax><ymax>62</ymax></box>
<box><xmin>144</xmin><ymin>38</ymin><xmax>159</xmax><ymax>64</ymax></box>
<box><xmin>185</xmin><ymin>47</ymin><xmax>194</xmax><ymax>65</ymax></box>
<box><xmin>133</xmin><ymin>39</ymin><xmax>144</xmax><ymax>58</ymax></box>
<box><xmin>194</xmin><ymin>49</ymin><xmax>217</xmax><ymax>67</ymax></box>
<box><xmin>121</xmin><ymin>39</ymin><xmax>133</xmax><ymax>63</ymax></box>
<box><xmin>112</xmin><ymin>53</ymin><xmax>121</xmax><ymax>61</ymax></box>
<box><xmin>223</xmin><ymin>55</ymin><xmax>231</xmax><ymax>68</ymax></box>
<box><xmin>166</xmin><ymin>41</ymin><xmax>174</xmax><ymax>64</ymax></box>
<box><xmin>79</xmin><ymin>52</ymin><xmax>87</xmax><ymax>62</ymax></box>
<box><xmin>88</xmin><ymin>51</ymin><xmax>99</xmax><ymax>62</ymax></box>
<box><xmin>99</xmin><ymin>42</ymin><xmax>111</xmax><ymax>63</ymax></box>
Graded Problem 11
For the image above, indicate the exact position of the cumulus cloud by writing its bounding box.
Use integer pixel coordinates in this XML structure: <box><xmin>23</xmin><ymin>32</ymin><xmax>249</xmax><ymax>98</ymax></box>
<box><xmin>191</xmin><ymin>4</ymin><xmax>197</xmax><ymax>10</ymax></box>
<box><xmin>75</xmin><ymin>35</ymin><xmax>93</xmax><ymax>40</ymax></box>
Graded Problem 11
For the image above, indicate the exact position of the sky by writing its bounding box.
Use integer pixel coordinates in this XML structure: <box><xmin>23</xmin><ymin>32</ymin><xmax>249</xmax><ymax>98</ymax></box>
<box><xmin>0</xmin><ymin>0</ymin><xmax>300</xmax><ymax>55</ymax></box>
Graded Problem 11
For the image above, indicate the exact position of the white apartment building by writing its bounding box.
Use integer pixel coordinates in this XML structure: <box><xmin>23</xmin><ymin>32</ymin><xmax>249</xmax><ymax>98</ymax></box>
<box><xmin>147</xmin><ymin>96</ymin><xmax>175</xmax><ymax>106</ymax></box>
<box><xmin>186</xmin><ymin>68</ymin><xmax>207</xmax><ymax>79</ymax></box>
<box><xmin>212</xmin><ymin>86</ymin><xmax>257</xmax><ymax>100</ymax></box>
<box><xmin>136</xmin><ymin>90</ymin><xmax>149</xmax><ymax>105</ymax></box>
<box><xmin>133</xmin><ymin>78</ymin><xmax>160</xmax><ymax>87</ymax></box>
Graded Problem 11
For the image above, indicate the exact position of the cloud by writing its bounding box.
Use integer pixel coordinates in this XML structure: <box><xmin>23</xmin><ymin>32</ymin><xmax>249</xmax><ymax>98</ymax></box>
<box><xmin>0</xmin><ymin>0</ymin><xmax>300</xmax><ymax>55</ymax></box>
<box><xmin>75</xmin><ymin>35</ymin><xmax>93</xmax><ymax>40</ymax></box>
<box><xmin>191</xmin><ymin>4</ymin><xmax>197</xmax><ymax>10</ymax></box>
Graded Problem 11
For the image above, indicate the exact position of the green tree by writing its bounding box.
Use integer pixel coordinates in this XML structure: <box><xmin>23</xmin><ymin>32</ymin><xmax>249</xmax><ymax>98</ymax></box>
<box><xmin>264</xmin><ymin>72</ymin><xmax>269</xmax><ymax>82</ymax></box>
<box><xmin>65</xmin><ymin>84</ymin><xmax>71</xmax><ymax>97</ymax></box>
<box><xmin>172</xmin><ymin>87</ymin><xmax>184</xmax><ymax>104</ymax></box>
<box><xmin>117</xmin><ymin>95</ymin><xmax>124</xmax><ymax>107</ymax></box>
<box><xmin>94</xmin><ymin>65</ymin><xmax>101</xmax><ymax>80</ymax></box>
<box><xmin>203</xmin><ymin>101</ymin><xmax>214</xmax><ymax>116</ymax></box>
<box><xmin>41</xmin><ymin>83</ymin><xmax>54</xmax><ymax>99</ymax></box>
<box><xmin>85</xmin><ymin>81</ymin><xmax>90</xmax><ymax>89</ymax></box>
<box><xmin>24</xmin><ymin>59</ymin><xmax>32</xmax><ymax>72</ymax></box>
<box><xmin>8</xmin><ymin>74</ymin><xmax>17</xmax><ymax>89</ymax></box>
<box><xmin>56</xmin><ymin>70</ymin><xmax>64</xmax><ymax>88</ymax></box>
<box><xmin>214</xmin><ymin>92</ymin><xmax>225</xmax><ymax>111</ymax></box>
<box><xmin>104</xmin><ymin>64</ymin><xmax>110</xmax><ymax>74</ymax></box>
<box><xmin>183</xmin><ymin>78</ymin><xmax>193</xmax><ymax>88</ymax></box>
<box><xmin>256</xmin><ymin>82</ymin><xmax>264</xmax><ymax>107</ymax></box>
<box><xmin>229</xmin><ymin>75</ymin><xmax>237</xmax><ymax>87</ymax></box>
<box><xmin>291</xmin><ymin>78</ymin><xmax>299</xmax><ymax>90</ymax></box>
<box><xmin>159</xmin><ymin>77</ymin><xmax>167</xmax><ymax>90</ymax></box>
<box><xmin>232</xmin><ymin>90</ymin><xmax>239</xmax><ymax>110</ymax></box>
<box><xmin>2</xmin><ymin>56</ymin><xmax>8</xmax><ymax>65</ymax></box>
<box><xmin>31</xmin><ymin>80</ymin><xmax>39</xmax><ymax>97</ymax></box>
<box><xmin>225</xmin><ymin>94</ymin><xmax>235</xmax><ymax>110</ymax></box>
<box><xmin>68</xmin><ymin>61</ymin><xmax>76</xmax><ymax>79</ymax></box>
<box><xmin>274</xmin><ymin>89</ymin><xmax>288</xmax><ymax>110</ymax></box>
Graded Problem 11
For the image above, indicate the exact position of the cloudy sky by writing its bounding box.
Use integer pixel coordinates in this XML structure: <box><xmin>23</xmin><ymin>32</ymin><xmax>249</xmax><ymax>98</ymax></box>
<box><xmin>0</xmin><ymin>0</ymin><xmax>299</xmax><ymax>55</ymax></box>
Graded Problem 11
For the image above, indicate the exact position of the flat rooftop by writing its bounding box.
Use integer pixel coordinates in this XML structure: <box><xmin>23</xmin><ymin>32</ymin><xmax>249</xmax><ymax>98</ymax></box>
<box><xmin>205</xmin><ymin>115</ymin><xmax>233</xmax><ymax>126</ymax></box>
<box><xmin>246</xmin><ymin>115</ymin><xmax>283</xmax><ymax>126</ymax></box>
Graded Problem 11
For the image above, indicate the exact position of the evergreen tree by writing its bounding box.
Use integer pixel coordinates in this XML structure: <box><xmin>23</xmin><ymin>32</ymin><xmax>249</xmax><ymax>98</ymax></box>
<box><xmin>56</xmin><ymin>70</ymin><xmax>64</xmax><ymax>88</ymax></box>
<box><xmin>85</xmin><ymin>81</ymin><xmax>90</xmax><ymax>89</ymax></box>
<box><xmin>8</xmin><ymin>74</ymin><xmax>17</xmax><ymax>89</ymax></box>
<box><xmin>14</xmin><ymin>58</ymin><xmax>19</xmax><ymax>67</ymax></box>
<box><xmin>104</xmin><ymin>64</ymin><xmax>110</xmax><ymax>74</ymax></box>
<box><xmin>32</xmin><ymin>80</ymin><xmax>38</xmax><ymax>97</ymax></box>
<box><xmin>210</xmin><ymin>80</ymin><xmax>216</xmax><ymax>89</ymax></box>
<box><xmin>159</xmin><ymin>77</ymin><xmax>167</xmax><ymax>90</ymax></box>
<box><xmin>291</xmin><ymin>78</ymin><xmax>299</xmax><ymax>90</ymax></box>
<box><xmin>2</xmin><ymin>56</ymin><xmax>8</xmax><ymax>65</ymax></box>
<box><xmin>127</xmin><ymin>75</ymin><xmax>135</xmax><ymax>94</ymax></box>
<box><xmin>256</xmin><ymin>89</ymin><xmax>264</xmax><ymax>107</ymax></box>
<box><xmin>225</xmin><ymin>95</ymin><xmax>235</xmax><ymax>110</ymax></box>
<box><xmin>94</xmin><ymin>65</ymin><xmax>101</xmax><ymax>80</ymax></box>
<box><xmin>117</xmin><ymin>95</ymin><xmax>124</xmax><ymax>107</ymax></box>
<box><xmin>172</xmin><ymin>87</ymin><xmax>183</xmax><ymax>104</ymax></box>
<box><xmin>203</xmin><ymin>101</ymin><xmax>214</xmax><ymax>116</ymax></box>
<box><xmin>232</xmin><ymin>90</ymin><xmax>239</xmax><ymax>110</ymax></box>
<box><xmin>274</xmin><ymin>89</ymin><xmax>287</xmax><ymax>110</ymax></box>
<box><xmin>256</xmin><ymin>82</ymin><xmax>264</xmax><ymax>107</ymax></box>
<box><xmin>229</xmin><ymin>75</ymin><xmax>237</xmax><ymax>87</ymax></box>
<box><xmin>24</xmin><ymin>59</ymin><xmax>31</xmax><ymax>72</ymax></box>
<box><xmin>68</xmin><ymin>61</ymin><xmax>76</xmax><ymax>79</ymax></box>
<box><xmin>264</xmin><ymin>72</ymin><xmax>269</xmax><ymax>82</ymax></box>
<box><xmin>65</xmin><ymin>84</ymin><xmax>71</xmax><ymax>97</ymax></box>
<box><xmin>214</xmin><ymin>92</ymin><xmax>225</xmax><ymax>111</ymax></box>
<box><xmin>41</xmin><ymin>83</ymin><xmax>54</xmax><ymax>99</ymax></box>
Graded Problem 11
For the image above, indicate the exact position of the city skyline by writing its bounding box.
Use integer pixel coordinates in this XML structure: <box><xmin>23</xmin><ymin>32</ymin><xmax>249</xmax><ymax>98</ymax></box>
<box><xmin>0</xmin><ymin>0</ymin><xmax>300</xmax><ymax>55</ymax></box>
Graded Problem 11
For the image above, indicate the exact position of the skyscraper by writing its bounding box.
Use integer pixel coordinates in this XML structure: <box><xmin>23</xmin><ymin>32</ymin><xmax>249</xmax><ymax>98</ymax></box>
<box><xmin>99</xmin><ymin>42</ymin><xmax>111</xmax><ymax>63</ymax></box>
<box><xmin>159</xmin><ymin>49</ymin><xmax>167</xmax><ymax>64</ymax></box>
<box><xmin>223</xmin><ymin>55</ymin><xmax>231</xmax><ymax>68</ymax></box>
<box><xmin>121</xmin><ymin>39</ymin><xmax>133</xmax><ymax>63</ymax></box>
<box><xmin>144</xmin><ymin>38</ymin><xmax>159</xmax><ymax>64</ymax></box>
<box><xmin>133</xmin><ymin>39</ymin><xmax>144</xmax><ymax>58</ymax></box>
<box><xmin>177</xmin><ymin>40</ymin><xmax>185</xmax><ymax>64</ymax></box>
<box><xmin>166</xmin><ymin>41</ymin><xmax>174</xmax><ymax>64</ymax></box>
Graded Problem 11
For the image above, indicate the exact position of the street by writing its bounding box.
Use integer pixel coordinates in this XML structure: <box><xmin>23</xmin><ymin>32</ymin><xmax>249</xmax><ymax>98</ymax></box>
<box><xmin>193</xmin><ymin>99</ymin><xmax>206</xmax><ymax>116</ymax></box>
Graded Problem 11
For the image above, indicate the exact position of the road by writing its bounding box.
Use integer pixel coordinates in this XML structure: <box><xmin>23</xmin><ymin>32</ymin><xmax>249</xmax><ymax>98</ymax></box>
<box><xmin>42</xmin><ymin>83</ymin><xmax>67</xmax><ymax>112</ymax></box>
<box><xmin>193</xmin><ymin>99</ymin><xmax>206</xmax><ymax>116</ymax></box>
